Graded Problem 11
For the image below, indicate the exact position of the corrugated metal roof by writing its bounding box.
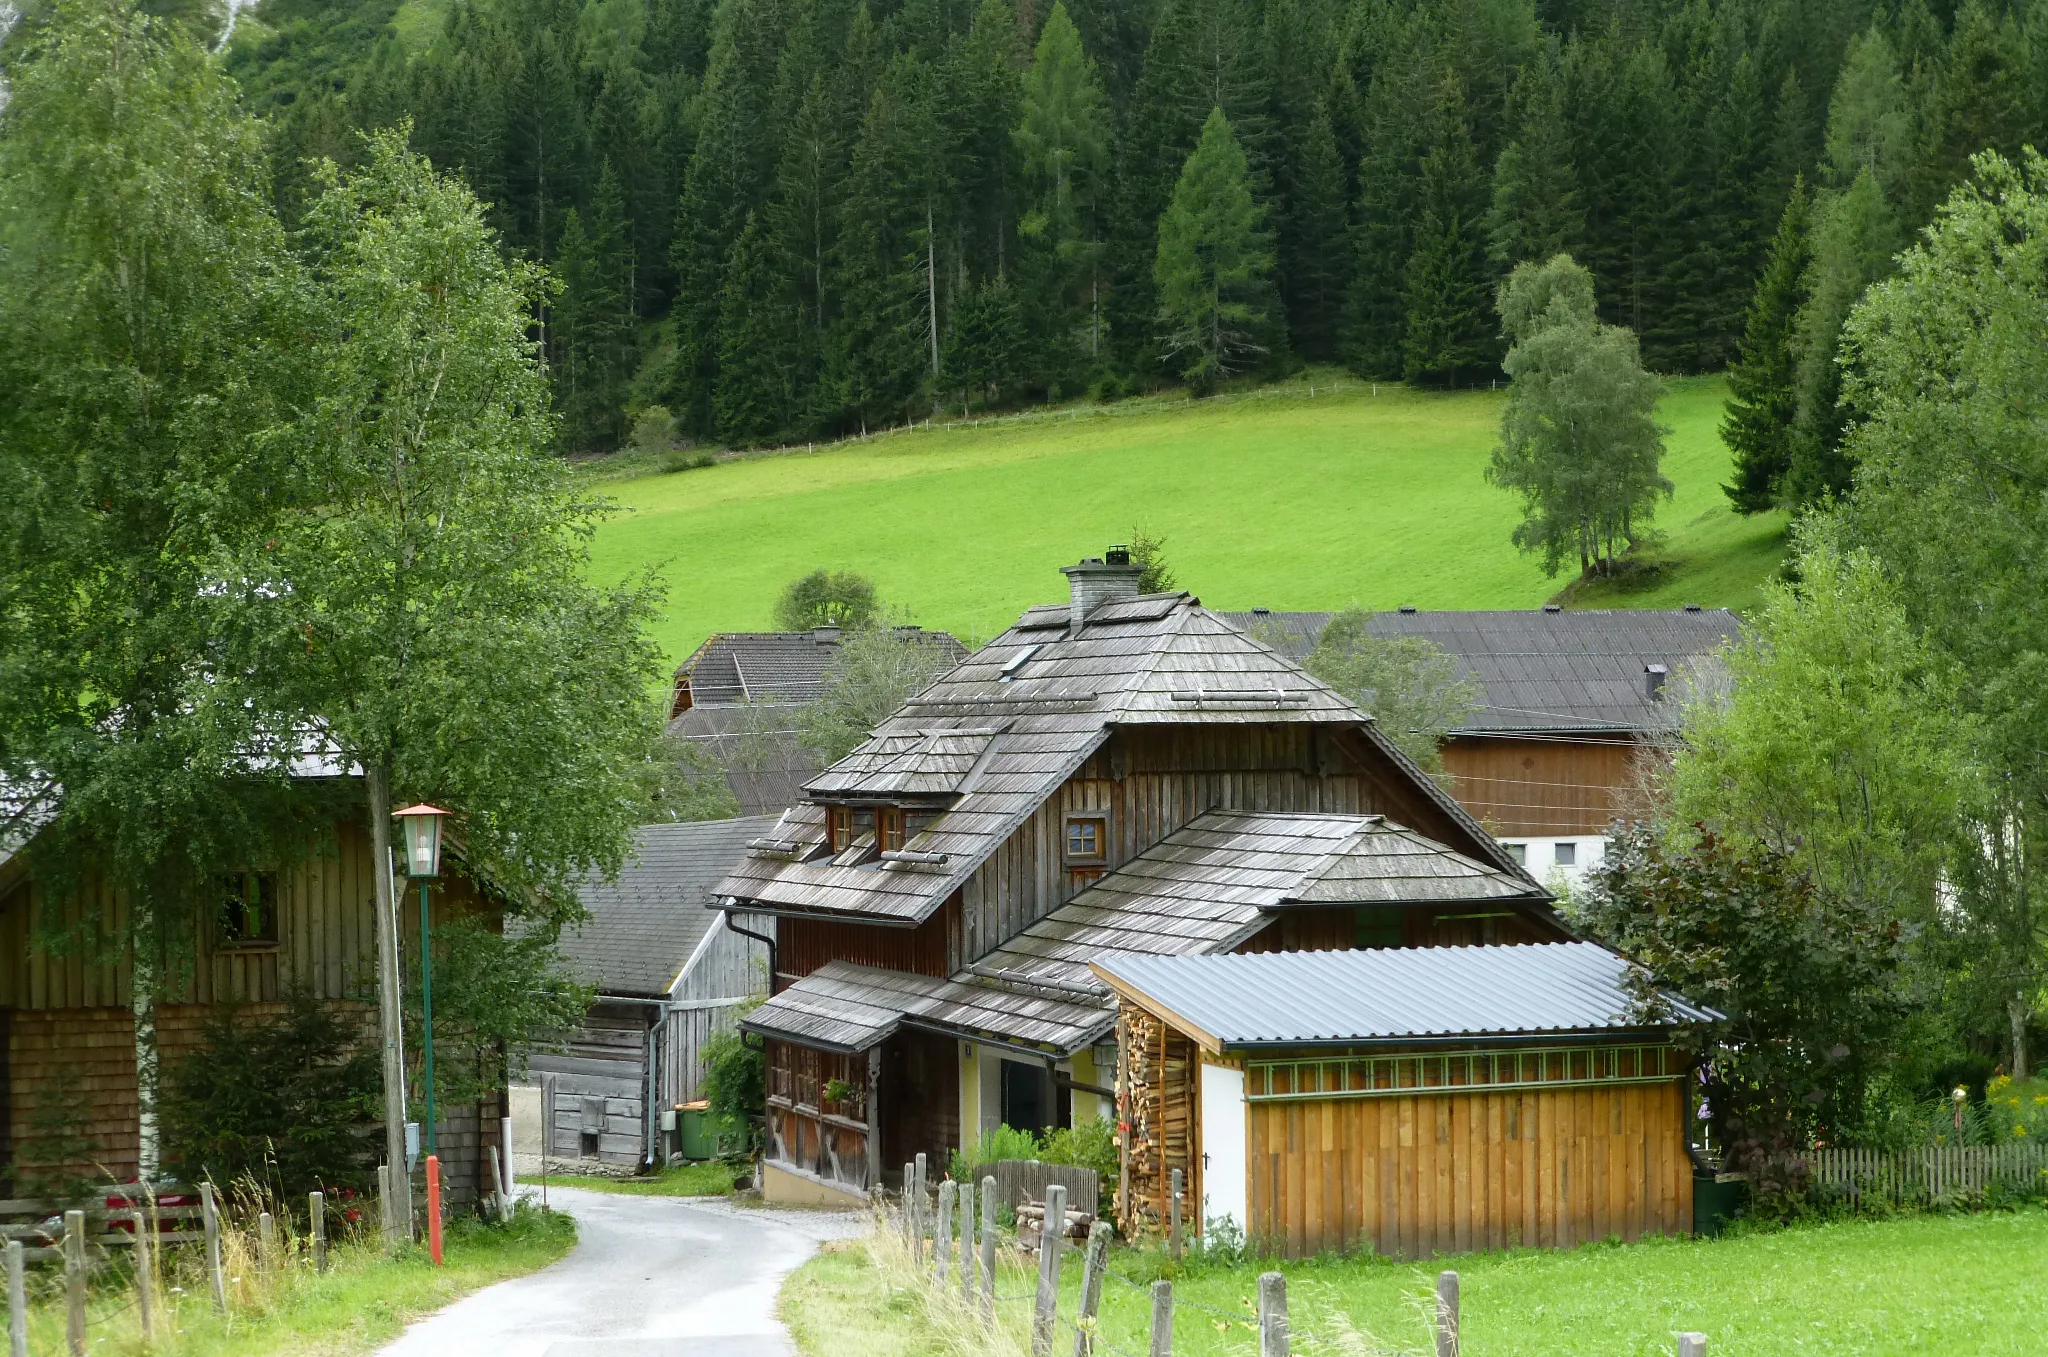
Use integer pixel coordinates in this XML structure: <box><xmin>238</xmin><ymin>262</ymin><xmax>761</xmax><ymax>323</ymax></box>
<box><xmin>1091</xmin><ymin>944</ymin><xmax>1718</xmax><ymax>1048</ymax></box>
<box><xmin>743</xmin><ymin>960</ymin><xmax>1113</xmax><ymax>1054</ymax></box>
<box><xmin>1217</xmin><ymin>609</ymin><xmax>1741</xmax><ymax>734</ymax></box>
<box><xmin>672</xmin><ymin>629</ymin><xmax>969</xmax><ymax>709</ymax></box>
<box><xmin>557</xmin><ymin>815</ymin><xmax>781</xmax><ymax>996</ymax></box>
<box><xmin>716</xmin><ymin>588</ymin><xmax>1525</xmax><ymax>924</ymax></box>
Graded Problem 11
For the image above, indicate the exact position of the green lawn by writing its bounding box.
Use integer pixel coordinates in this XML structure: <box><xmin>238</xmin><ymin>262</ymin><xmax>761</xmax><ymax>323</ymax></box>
<box><xmin>785</xmin><ymin>1209</ymin><xmax>2048</xmax><ymax>1357</ymax></box>
<box><xmin>540</xmin><ymin>1161</ymin><xmax>740</xmax><ymax>1197</ymax></box>
<box><xmin>586</xmin><ymin>373</ymin><xmax>1789</xmax><ymax>669</ymax></box>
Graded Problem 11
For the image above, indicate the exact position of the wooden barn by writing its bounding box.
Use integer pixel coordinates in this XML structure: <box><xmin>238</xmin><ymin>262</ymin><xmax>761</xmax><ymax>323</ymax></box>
<box><xmin>1221</xmin><ymin>607</ymin><xmax>1742</xmax><ymax>882</ymax></box>
<box><xmin>714</xmin><ymin>552</ymin><xmax>1572</xmax><ymax>1208</ymax></box>
<box><xmin>528</xmin><ymin>816</ymin><xmax>776</xmax><ymax>1169</ymax></box>
<box><xmin>0</xmin><ymin>806</ymin><xmax>507</xmax><ymax>1210</ymax></box>
<box><xmin>1093</xmin><ymin>945</ymin><xmax>1716</xmax><ymax>1259</ymax></box>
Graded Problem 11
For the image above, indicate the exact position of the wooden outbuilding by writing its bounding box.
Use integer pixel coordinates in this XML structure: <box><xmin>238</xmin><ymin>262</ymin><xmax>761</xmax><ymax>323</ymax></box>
<box><xmin>1093</xmin><ymin>944</ymin><xmax>1716</xmax><ymax>1259</ymax></box>
<box><xmin>527</xmin><ymin>815</ymin><xmax>776</xmax><ymax>1169</ymax></box>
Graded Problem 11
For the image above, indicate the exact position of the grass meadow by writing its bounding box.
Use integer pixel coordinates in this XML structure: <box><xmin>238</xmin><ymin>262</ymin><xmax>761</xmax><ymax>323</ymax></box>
<box><xmin>783</xmin><ymin>1207</ymin><xmax>2048</xmax><ymax>1357</ymax></box>
<box><xmin>585</xmin><ymin>373</ymin><xmax>1790</xmax><ymax>669</ymax></box>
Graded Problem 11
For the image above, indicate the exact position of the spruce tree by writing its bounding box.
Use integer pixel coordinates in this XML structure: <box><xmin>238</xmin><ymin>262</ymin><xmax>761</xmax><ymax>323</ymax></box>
<box><xmin>1400</xmin><ymin>75</ymin><xmax>1493</xmax><ymax>386</ymax></box>
<box><xmin>943</xmin><ymin>274</ymin><xmax>1025</xmax><ymax>407</ymax></box>
<box><xmin>772</xmin><ymin>72</ymin><xmax>846</xmax><ymax>421</ymax></box>
<box><xmin>551</xmin><ymin>163</ymin><xmax>637</xmax><ymax>452</ymax></box>
<box><xmin>1283</xmin><ymin>98</ymin><xmax>1348</xmax><ymax>361</ymax></box>
<box><xmin>945</xmin><ymin>0</ymin><xmax>1023</xmax><ymax>289</ymax></box>
<box><xmin>1487</xmin><ymin>48</ymin><xmax>1582</xmax><ymax>272</ymax></box>
<box><xmin>1721</xmin><ymin>177</ymin><xmax>1812</xmax><ymax>513</ymax></box>
<box><xmin>1153</xmin><ymin>106</ymin><xmax>1276</xmax><ymax>390</ymax></box>
<box><xmin>500</xmin><ymin>0</ymin><xmax>589</xmax><ymax>261</ymax></box>
<box><xmin>1344</xmin><ymin>58</ymin><xmax>1427</xmax><ymax>378</ymax></box>
<box><xmin>1016</xmin><ymin>1</ymin><xmax>1111</xmax><ymax>365</ymax></box>
<box><xmin>714</xmin><ymin>212</ymin><xmax>796</xmax><ymax>442</ymax></box>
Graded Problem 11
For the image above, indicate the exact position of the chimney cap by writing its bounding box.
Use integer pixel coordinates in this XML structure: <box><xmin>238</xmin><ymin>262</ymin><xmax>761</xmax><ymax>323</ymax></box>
<box><xmin>1683</xmin><ymin>603</ymin><xmax>1702</xmax><ymax>612</ymax></box>
<box><xmin>1644</xmin><ymin>663</ymin><xmax>1669</xmax><ymax>700</ymax></box>
<box><xmin>1105</xmin><ymin>544</ymin><xmax>1132</xmax><ymax>566</ymax></box>
<box><xmin>1542</xmin><ymin>603</ymin><xmax>1563</xmax><ymax>614</ymax></box>
<box><xmin>810</xmin><ymin>625</ymin><xmax>842</xmax><ymax>644</ymax></box>
<box><xmin>1250</xmin><ymin>607</ymin><xmax>1271</xmax><ymax>616</ymax></box>
<box><xmin>1398</xmin><ymin>604</ymin><xmax>1417</xmax><ymax>614</ymax></box>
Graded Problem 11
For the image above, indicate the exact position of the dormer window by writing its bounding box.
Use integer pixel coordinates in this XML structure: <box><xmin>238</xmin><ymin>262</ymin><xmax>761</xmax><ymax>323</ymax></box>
<box><xmin>827</xmin><ymin>806</ymin><xmax>856</xmax><ymax>852</ymax></box>
<box><xmin>878</xmin><ymin>808</ymin><xmax>906</xmax><ymax>853</ymax></box>
<box><xmin>1064</xmin><ymin>814</ymin><xmax>1107</xmax><ymax>865</ymax></box>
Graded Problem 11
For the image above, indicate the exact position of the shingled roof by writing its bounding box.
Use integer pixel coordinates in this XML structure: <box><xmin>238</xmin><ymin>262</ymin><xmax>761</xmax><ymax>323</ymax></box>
<box><xmin>668</xmin><ymin>628</ymin><xmax>968</xmax><ymax>717</ymax></box>
<box><xmin>742</xmin><ymin>959</ymin><xmax>1113</xmax><ymax>1054</ymax></box>
<box><xmin>714</xmin><ymin>590</ymin><xmax>1522</xmax><ymax>924</ymax></box>
<box><xmin>971</xmin><ymin>810</ymin><xmax>1554</xmax><ymax>991</ymax></box>
<box><xmin>1219</xmin><ymin>608</ymin><xmax>1741</xmax><ymax>734</ymax></box>
<box><xmin>558</xmin><ymin>815</ymin><xmax>780</xmax><ymax>997</ymax></box>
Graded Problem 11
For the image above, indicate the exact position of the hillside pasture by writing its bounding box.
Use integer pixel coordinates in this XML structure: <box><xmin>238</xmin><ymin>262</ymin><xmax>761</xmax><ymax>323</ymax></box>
<box><xmin>586</xmin><ymin>374</ymin><xmax>1787</xmax><ymax>667</ymax></box>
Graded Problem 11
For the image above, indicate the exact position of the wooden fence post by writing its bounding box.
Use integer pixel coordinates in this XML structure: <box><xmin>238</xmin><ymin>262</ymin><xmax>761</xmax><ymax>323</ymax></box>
<box><xmin>311</xmin><ymin>1191</ymin><xmax>329</xmax><ymax>1274</ymax></box>
<box><xmin>6</xmin><ymin>1239</ymin><xmax>26</xmax><ymax>1357</ymax></box>
<box><xmin>1435</xmin><ymin>1271</ymin><xmax>1459</xmax><ymax>1357</ymax></box>
<box><xmin>902</xmin><ymin>1163</ymin><xmax>916</xmax><ymax>1248</ymax></box>
<box><xmin>936</xmin><ymin>1181</ymin><xmax>956</xmax><ymax>1286</ymax></box>
<box><xmin>1072</xmin><ymin>1220</ymin><xmax>1111</xmax><ymax>1357</ymax></box>
<box><xmin>980</xmin><ymin>1176</ymin><xmax>997</xmax><ymax>1323</ymax></box>
<box><xmin>913</xmin><ymin>1154</ymin><xmax>929</xmax><ymax>1266</ymax></box>
<box><xmin>131</xmin><ymin>1209</ymin><xmax>156</xmax><ymax>1341</ymax></box>
<box><xmin>489</xmin><ymin>1146</ymin><xmax>512</xmax><ymax>1223</ymax></box>
<box><xmin>1257</xmin><ymin>1271</ymin><xmax>1287</xmax><ymax>1357</ymax></box>
<box><xmin>958</xmin><ymin>1173</ymin><xmax>976</xmax><ymax>1307</ymax></box>
<box><xmin>1678</xmin><ymin>1335</ymin><xmax>1707</xmax><ymax>1357</ymax></box>
<box><xmin>64</xmin><ymin>1210</ymin><xmax>86</xmax><ymax>1357</ymax></box>
<box><xmin>1031</xmin><ymin>1183</ymin><xmax>1068</xmax><ymax>1357</ymax></box>
<box><xmin>201</xmin><ymin>1182</ymin><xmax>227</xmax><ymax>1311</ymax></box>
<box><xmin>1149</xmin><ymin>1279</ymin><xmax>1173</xmax><ymax>1357</ymax></box>
<box><xmin>259</xmin><ymin>1210</ymin><xmax>279</xmax><ymax>1271</ymax></box>
<box><xmin>378</xmin><ymin>1163</ymin><xmax>396</xmax><ymax>1252</ymax></box>
<box><xmin>1168</xmin><ymin>1168</ymin><xmax>1183</xmax><ymax>1262</ymax></box>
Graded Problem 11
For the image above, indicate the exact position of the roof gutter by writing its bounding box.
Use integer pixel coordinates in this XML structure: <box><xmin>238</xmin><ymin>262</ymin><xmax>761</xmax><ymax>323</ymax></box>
<box><xmin>1215</xmin><ymin>1024</ymin><xmax>1704</xmax><ymax>1054</ymax></box>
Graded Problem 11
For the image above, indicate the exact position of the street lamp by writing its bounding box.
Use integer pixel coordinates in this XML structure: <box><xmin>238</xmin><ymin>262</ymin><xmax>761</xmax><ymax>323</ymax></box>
<box><xmin>393</xmin><ymin>804</ymin><xmax>449</xmax><ymax>1158</ymax></box>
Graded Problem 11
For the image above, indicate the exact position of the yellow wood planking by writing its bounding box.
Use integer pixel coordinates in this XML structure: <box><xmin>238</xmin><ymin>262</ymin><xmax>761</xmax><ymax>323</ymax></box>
<box><xmin>1246</xmin><ymin>1080</ymin><xmax>1692</xmax><ymax>1260</ymax></box>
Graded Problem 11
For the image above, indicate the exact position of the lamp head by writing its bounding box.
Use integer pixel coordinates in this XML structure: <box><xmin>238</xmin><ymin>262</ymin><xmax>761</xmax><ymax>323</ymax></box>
<box><xmin>392</xmin><ymin>803</ymin><xmax>450</xmax><ymax>878</ymax></box>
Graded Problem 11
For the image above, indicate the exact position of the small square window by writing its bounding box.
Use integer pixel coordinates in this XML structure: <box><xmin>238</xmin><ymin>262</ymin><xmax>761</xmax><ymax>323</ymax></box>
<box><xmin>1064</xmin><ymin>815</ymin><xmax>1106</xmax><ymax>864</ymax></box>
<box><xmin>1502</xmin><ymin>843</ymin><xmax>1527</xmax><ymax>867</ymax></box>
<box><xmin>1554</xmin><ymin>841</ymin><xmax>1577</xmax><ymax>867</ymax></box>
<box><xmin>1354</xmin><ymin>908</ymin><xmax>1403</xmax><ymax>949</ymax></box>
<box><xmin>877</xmin><ymin>808</ymin><xmax>906</xmax><ymax>853</ymax></box>
<box><xmin>219</xmin><ymin>872</ymin><xmax>279</xmax><ymax>947</ymax></box>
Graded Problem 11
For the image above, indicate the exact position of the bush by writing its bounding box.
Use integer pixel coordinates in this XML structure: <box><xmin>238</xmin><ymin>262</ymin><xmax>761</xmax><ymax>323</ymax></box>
<box><xmin>701</xmin><ymin>1020</ymin><xmax>764</xmax><ymax>1158</ymax></box>
<box><xmin>159</xmin><ymin>988</ymin><xmax>380</xmax><ymax>1199</ymax></box>
<box><xmin>948</xmin><ymin>1118</ymin><xmax>1118</xmax><ymax>1184</ymax></box>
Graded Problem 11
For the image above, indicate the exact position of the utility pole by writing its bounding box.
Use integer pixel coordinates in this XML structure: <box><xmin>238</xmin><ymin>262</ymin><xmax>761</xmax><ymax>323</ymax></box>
<box><xmin>367</xmin><ymin>761</ymin><xmax>413</xmax><ymax>1245</ymax></box>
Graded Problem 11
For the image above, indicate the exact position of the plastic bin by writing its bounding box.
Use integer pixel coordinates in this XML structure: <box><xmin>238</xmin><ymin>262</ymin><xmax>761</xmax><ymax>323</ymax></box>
<box><xmin>677</xmin><ymin>1101</ymin><xmax>715</xmax><ymax>1161</ymax></box>
<box><xmin>1693</xmin><ymin>1170</ymin><xmax>1749</xmax><ymax>1237</ymax></box>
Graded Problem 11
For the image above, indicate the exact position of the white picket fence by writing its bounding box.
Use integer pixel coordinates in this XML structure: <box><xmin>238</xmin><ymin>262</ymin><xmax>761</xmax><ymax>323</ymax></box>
<box><xmin>1813</xmin><ymin>1143</ymin><xmax>2048</xmax><ymax>1206</ymax></box>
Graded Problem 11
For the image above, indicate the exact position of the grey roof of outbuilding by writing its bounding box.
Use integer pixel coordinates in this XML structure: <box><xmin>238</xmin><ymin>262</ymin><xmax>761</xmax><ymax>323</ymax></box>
<box><xmin>742</xmin><ymin>960</ymin><xmax>1113</xmax><ymax>1055</ymax></box>
<box><xmin>558</xmin><ymin>815</ymin><xmax>781</xmax><ymax>997</ymax></box>
<box><xmin>673</xmin><ymin>629</ymin><xmax>968</xmax><ymax>709</ymax></box>
<box><xmin>1218</xmin><ymin>609</ymin><xmax>1742</xmax><ymax>734</ymax></box>
<box><xmin>1092</xmin><ymin>943</ymin><xmax>1720</xmax><ymax>1050</ymax></box>
<box><xmin>715</xmin><ymin>593</ymin><xmax>1526</xmax><ymax>923</ymax></box>
<box><xmin>667</xmin><ymin>704</ymin><xmax>819</xmax><ymax>817</ymax></box>
<box><xmin>974</xmin><ymin>810</ymin><xmax>1557</xmax><ymax>991</ymax></box>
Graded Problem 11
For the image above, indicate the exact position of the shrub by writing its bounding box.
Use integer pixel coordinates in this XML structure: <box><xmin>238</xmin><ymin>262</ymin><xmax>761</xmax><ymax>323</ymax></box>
<box><xmin>701</xmin><ymin>1019</ymin><xmax>764</xmax><ymax>1158</ymax></box>
<box><xmin>159</xmin><ymin>987</ymin><xmax>380</xmax><ymax>1199</ymax></box>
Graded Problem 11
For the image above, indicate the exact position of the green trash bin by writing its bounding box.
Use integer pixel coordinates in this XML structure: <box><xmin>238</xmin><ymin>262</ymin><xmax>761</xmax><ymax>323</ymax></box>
<box><xmin>677</xmin><ymin>1102</ymin><xmax>716</xmax><ymax>1161</ymax></box>
<box><xmin>1693</xmin><ymin>1170</ymin><xmax>1749</xmax><ymax>1237</ymax></box>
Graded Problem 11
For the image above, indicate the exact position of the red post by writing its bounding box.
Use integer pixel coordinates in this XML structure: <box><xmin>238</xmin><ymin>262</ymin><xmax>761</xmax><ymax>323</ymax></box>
<box><xmin>425</xmin><ymin>1155</ymin><xmax>444</xmax><ymax>1266</ymax></box>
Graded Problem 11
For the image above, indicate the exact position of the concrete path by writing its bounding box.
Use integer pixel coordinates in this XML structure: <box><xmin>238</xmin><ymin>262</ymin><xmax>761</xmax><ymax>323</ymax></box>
<box><xmin>375</xmin><ymin>1187</ymin><xmax>865</xmax><ymax>1357</ymax></box>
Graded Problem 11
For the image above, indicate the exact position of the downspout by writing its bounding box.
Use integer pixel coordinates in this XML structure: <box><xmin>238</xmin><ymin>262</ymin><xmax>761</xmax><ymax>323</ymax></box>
<box><xmin>722</xmin><ymin>907</ymin><xmax>777</xmax><ymax>993</ymax></box>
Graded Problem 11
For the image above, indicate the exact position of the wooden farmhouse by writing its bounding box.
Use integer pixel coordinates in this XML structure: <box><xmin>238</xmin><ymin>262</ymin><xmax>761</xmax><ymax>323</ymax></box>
<box><xmin>0</xmin><ymin>803</ymin><xmax>506</xmax><ymax>1209</ymax></box>
<box><xmin>667</xmin><ymin>628</ymin><xmax>968</xmax><ymax>815</ymax></box>
<box><xmin>528</xmin><ymin>816</ymin><xmax>775</xmax><ymax>1169</ymax></box>
<box><xmin>715</xmin><ymin>552</ymin><xmax>1594</xmax><ymax>1213</ymax></box>
<box><xmin>1222</xmin><ymin>607</ymin><xmax>1741</xmax><ymax>881</ymax></box>
<box><xmin>1093</xmin><ymin>945</ymin><xmax>1716</xmax><ymax>1259</ymax></box>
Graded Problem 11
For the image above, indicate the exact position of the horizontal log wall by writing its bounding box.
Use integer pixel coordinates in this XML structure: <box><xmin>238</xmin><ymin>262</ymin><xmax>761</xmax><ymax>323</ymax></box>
<box><xmin>531</xmin><ymin>1004</ymin><xmax>651</xmax><ymax>1166</ymax></box>
<box><xmin>1246</xmin><ymin>1078</ymin><xmax>1692</xmax><ymax>1259</ymax></box>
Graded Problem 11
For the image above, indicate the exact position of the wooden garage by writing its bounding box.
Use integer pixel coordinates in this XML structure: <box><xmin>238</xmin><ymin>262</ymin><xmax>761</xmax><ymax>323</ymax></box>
<box><xmin>1096</xmin><ymin>944</ymin><xmax>1716</xmax><ymax>1260</ymax></box>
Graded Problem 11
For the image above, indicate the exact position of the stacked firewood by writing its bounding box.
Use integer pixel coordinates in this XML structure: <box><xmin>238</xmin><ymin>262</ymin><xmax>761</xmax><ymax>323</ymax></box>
<box><xmin>1116</xmin><ymin>1005</ymin><xmax>1195</xmax><ymax>1241</ymax></box>
<box><xmin>1015</xmin><ymin>1198</ymin><xmax>1095</xmax><ymax>1250</ymax></box>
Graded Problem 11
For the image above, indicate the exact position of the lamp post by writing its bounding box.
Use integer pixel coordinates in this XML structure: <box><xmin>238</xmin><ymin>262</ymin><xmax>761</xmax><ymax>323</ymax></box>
<box><xmin>394</xmin><ymin>803</ymin><xmax>449</xmax><ymax>1265</ymax></box>
<box><xmin>393</xmin><ymin>805</ymin><xmax>449</xmax><ymax>1158</ymax></box>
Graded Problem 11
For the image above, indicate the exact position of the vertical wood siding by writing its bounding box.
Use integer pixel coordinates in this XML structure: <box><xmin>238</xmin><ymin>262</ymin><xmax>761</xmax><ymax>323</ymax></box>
<box><xmin>1245</xmin><ymin>1079</ymin><xmax>1692</xmax><ymax>1259</ymax></box>
<box><xmin>959</xmin><ymin>725</ymin><xmax>1489</xmax><ymax>965</ymax></box>
<box><xmin>1239</xmin><ymin>905</ymin><xmax>1563</xmax><ymax>952</ymax></box>
<box><xmin>1441</xmin><ymin>737</ymin><xmax>1649</xmax><ymax>837</ymax></box>
<box><xmin>777</xmin><ymin>897</ymin><xmax>959</xmax><ymax>984</ymax></box>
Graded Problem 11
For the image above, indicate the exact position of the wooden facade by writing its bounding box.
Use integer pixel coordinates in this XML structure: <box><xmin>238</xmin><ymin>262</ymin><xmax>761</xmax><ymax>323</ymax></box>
<box><xmin>1244</xmin><ymin>1075</ymin><xmax>1693</xmax><ymax>1258</ymax></box>
<box><xmin>0</xmin><ymin>817</ymin><xmax>505</xmax><ymax>1210</ymax></box>
<box><xmin>1441</xmin><ymin>736</ymin><xmax>1651</xmax><ymax>838</ymax></box>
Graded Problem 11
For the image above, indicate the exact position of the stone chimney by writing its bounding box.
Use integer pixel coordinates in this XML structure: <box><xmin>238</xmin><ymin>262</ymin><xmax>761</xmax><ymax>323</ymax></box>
<box><xmin>1060</xmin><ymin>546</ymin><xmax>1145</xmax><ymax>632</ymax></box>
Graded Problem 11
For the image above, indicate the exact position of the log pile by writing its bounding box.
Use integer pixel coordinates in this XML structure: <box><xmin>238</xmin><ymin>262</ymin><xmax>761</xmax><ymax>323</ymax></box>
<box><xmin>1116</xmin><ymin>1005</ymin><xmax>1196</xmax><ymax>1240</ymax></box>
<box><xmin>1014</xmin><ymin>1199</ymin><xmax>1095</xmax><ymax>1250</ymax></box>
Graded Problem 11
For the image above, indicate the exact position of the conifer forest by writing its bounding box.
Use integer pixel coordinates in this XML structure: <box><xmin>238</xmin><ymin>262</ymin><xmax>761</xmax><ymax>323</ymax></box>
<box><xmin>64</xmin><ymin>0</ymin><xmax>2048</xmax><ymax>496</ymax></box>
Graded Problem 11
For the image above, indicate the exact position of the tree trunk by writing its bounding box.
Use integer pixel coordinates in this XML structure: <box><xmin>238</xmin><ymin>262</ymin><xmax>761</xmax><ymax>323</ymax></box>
<box><xmin>131</xmin><ymin>899</ymin><xmax>161</xmax><ymax>1182</ymax></box>
<box><xmin>366</xmin><ymin>759</ymin><xmax>414</xmax><ymax>1243</ymax></box>
<box><xmin>2012</xmin><ymin>993</ymin><xmax>2031</xmax><ymax>1083</ymax></box>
